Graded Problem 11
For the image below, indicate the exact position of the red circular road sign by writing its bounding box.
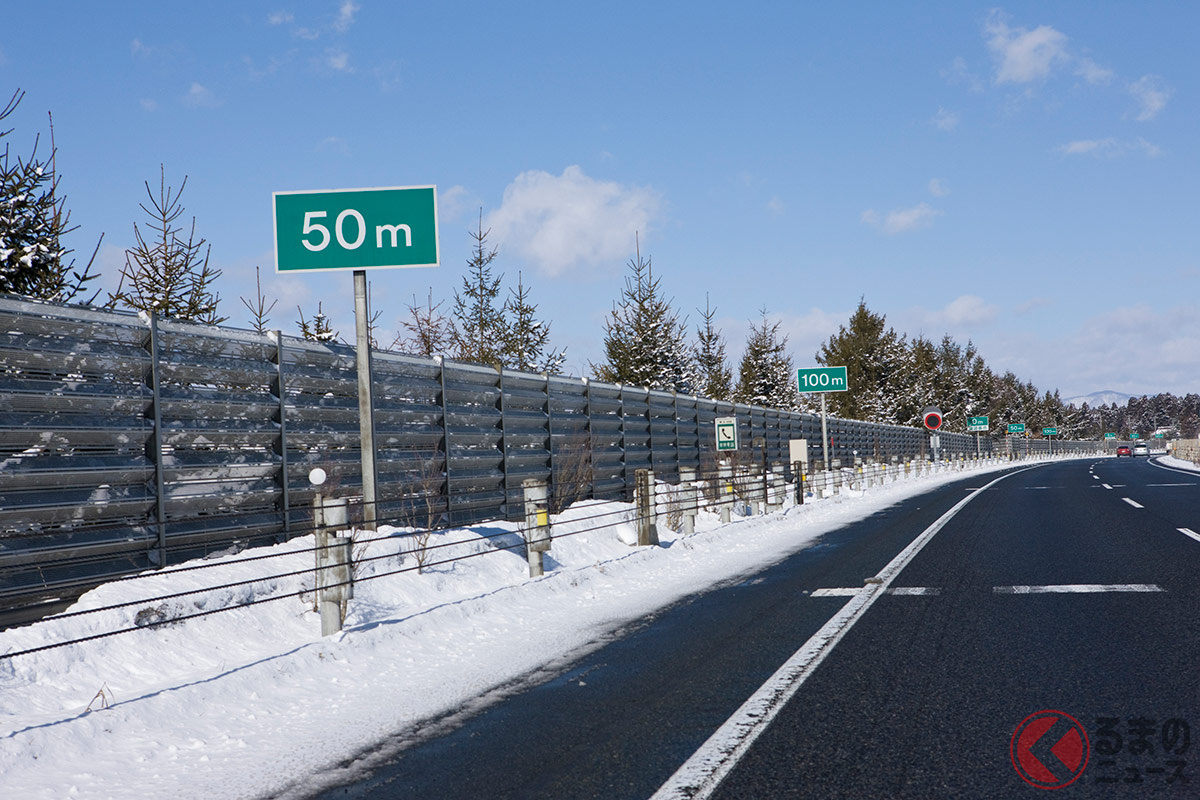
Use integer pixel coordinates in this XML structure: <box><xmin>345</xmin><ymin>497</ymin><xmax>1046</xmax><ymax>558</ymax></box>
<box><xmin>922</xmin><ymin>407</ymin><xmax>943</xmax><ymax>431</ymax></box>
<box><xmin>1010</xmin><ymin>710</ymin><xmax>1090</xmax><ymax>790</ymax></box>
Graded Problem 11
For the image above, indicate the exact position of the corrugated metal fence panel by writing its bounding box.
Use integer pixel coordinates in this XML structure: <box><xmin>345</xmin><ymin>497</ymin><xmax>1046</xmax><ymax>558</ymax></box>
<box><xmin>1</xmin><ymin>293</ymin><xmax>1095</xmax><ymax>615</ymax></box>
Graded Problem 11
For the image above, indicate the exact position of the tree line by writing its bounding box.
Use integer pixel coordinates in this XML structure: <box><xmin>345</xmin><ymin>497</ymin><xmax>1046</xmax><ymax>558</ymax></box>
<box><xmin>4</xmin><ymin>87</ymin><xmax>1194</xmax><ymax>440</ymax></box>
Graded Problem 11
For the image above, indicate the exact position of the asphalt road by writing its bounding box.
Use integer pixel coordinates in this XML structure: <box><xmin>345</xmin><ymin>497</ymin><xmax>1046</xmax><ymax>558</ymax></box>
<box><xmin>308</xmin><ymin>457</ymin><xmax>1200</xmax><ymax>799</ymax></box>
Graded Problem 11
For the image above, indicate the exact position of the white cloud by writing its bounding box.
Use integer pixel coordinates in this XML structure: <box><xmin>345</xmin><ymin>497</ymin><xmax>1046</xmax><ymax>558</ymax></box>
<box><xmin>1058</xmin><ymin>137</ymin><xmax>1162</xmax><ymax>158</ymax></box>
<box><xmin>140</xmin><ymin>98</ymin><xmax>158</xmax><ymax>112</ymax></box>
<box><xmin>942</xmin><ymin>56</ymin><xmax>984</xmax><ymax>93</ymax></box>
<box><xmin>928</xmin><ymin>178</ymin><xmax>950</xmax><ymax>197</ymax></box>
<box><xmin>183</xmin><ymin>82</ymin><xmax>220</xmax><ymax>108</ymax></box>
<box><xmin>984</xmin><ymin>11</ymin><xmax>1069</xmax><ymax>84</ymax></box>
<box><xmin>861</xmin><ymin>202</ymin><xmax>942</xmax><ymax>234</ymax></box>
<box><xmin>1074</xmin><ymin>57</ymin><xmax>1113</xmax><ymax>85</ymax></box>
<box><xmin>334</xmin><ymin>1</ymin><xmax>360</xmax><ymax>33</ymax></box>
<box><xmin>438</xmin><ymin>185</ymin><xmax>471</xmax><ymax>223</ymax></box>
<box><xmin>925</xmin><ymin>295</ymin><xmax>999</xmax><ymax>328</ymax></box>
<box><xmin>486</xmin><ymin>166</ymin><xmax>661</xmax><ymax>277</ymax></box>
<box><xmin>324</xmin><ymin>48</ymin><xmax>352</xmax><ymax>72</ymax></box>
<box><xmin>130</xmin><ymin>38</ymin><xmax>151</xmax><ymax>57</ymax></box>
<box><xmin>267</xmin><ymin>11</ymin><xmax>294</xmax><ymax>26</ymax></box>
<box><xmin>931</xmin><ymin>107</ymin><xmax>960</xmax><ymax>131</ymax></box>
<box><xmin>766</xmin><ymin>196</ymin><xmax>785</xmax><ymax>216</ymax></box>
<box><xmin>1128</xmin><ymin>75</ymin><xmax>1171</xmax><ymax>121</ymax></box>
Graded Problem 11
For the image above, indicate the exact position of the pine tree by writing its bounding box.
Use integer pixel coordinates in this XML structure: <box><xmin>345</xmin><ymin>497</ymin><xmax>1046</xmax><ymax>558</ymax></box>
<box><xmin>816</xmin><ymin>299</ymin><xmax>906</xmax><ymax>423</ymax></box>
<box><xmin>0</xmin><ymin>92</ymin><xmax>100</xmax><ymax>303</ymax></box>
<box><xmin>296</xmin><ymin>302</ymin><xmax>337</xmax><ymax>342</ymax></box>
<box><xmin>693</xmin><ymin>294</ymin><xmax>732</xmax><ymax>401</ymax></box>
<box><xmin>451</xmin><ymin>209</ymin><xmax>505</xmax><ymax>367</ymax></box>
<box><xmin>734</xmin><ymin>308</ymin><xmax>800</xmax><ymax>410</ymax></box>
<box><xmin>393</xmin><ymin>289</ymin><xmax>453</xmax><ymax>357</ymax></box>
<box><xmin>500</xmin><ymin>270</ymin><xmax>565</xmax><ymax>374</ymax></box>
<box><xmin>109</xmin><ymin>165</ymin><xmax>225</xmax><ymax>323</ymax></box>
<box><xmin>592</xmin><ymin>235</ymin><xmax>694</xmax><ymax>393</ymax></box>
<box><xmin>239</xmin><ymin>265</ymin><xmax>277</xmax><ymax>335</ymax></box>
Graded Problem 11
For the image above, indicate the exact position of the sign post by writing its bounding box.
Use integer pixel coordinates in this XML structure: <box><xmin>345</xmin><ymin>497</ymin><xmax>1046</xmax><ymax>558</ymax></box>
<box><xmin>274</xmin><ymin>185</ymin><xmax>440</xmax><ymax>529</ymax></box>
<box><xmin>1043</xmin><ymin>426</ymin><xmax>1059</xmax><ymax>456</ymax></box>
<box><xmin>796</xmin><ymin>366</ymin><xmax>848</xmax><ymax>473</ymax></box>
<box><xmin>968</xmin><ymin>415</ymin><xmax>989</xmax><ymax>458</ymax></box>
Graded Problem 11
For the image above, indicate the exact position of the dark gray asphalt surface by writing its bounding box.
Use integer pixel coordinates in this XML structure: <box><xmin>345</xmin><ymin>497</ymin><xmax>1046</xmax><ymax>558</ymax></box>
<box><xmin>308</xmin><ymin>457</ymin><xmax>1200</xmax><ymax>800</ymax></box>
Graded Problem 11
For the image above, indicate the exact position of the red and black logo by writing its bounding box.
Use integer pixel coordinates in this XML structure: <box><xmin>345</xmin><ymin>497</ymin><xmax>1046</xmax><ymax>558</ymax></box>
<box><xmin>1011</xmin><ymin>710</ymin><xmax>1090</xmax><ymax>789</ymax></box>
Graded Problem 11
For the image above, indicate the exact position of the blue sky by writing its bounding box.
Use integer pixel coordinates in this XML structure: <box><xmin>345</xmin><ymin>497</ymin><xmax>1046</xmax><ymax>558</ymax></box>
<box><xmin>3</xmin><ymin>2</ymin><xmax>1197</xmax><ymax>399</ymax></box>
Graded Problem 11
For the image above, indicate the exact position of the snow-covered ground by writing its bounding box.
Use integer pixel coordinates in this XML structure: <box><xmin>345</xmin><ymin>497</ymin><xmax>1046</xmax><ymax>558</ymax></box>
<box><xmin>0</xmin><ymin>455</ymin><xmax>1158</xmax><ymax>799</ymax></box>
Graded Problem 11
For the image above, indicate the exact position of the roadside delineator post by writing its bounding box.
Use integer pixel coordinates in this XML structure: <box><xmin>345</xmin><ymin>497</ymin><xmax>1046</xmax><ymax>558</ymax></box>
<box><xmin>635</xmin><ymin>469</ymin><xmax>659</xmax><ymax>546</ymax></box>
<box><xmin>313</xmin><ymin>492</ymin><xmax>350</xmax><ymax>637</ymax></box>
<box><xmin>523</xmin><ymin>479</ymin><xmax>551</xmax><ymax>577</ymax></box>
<box><xmin>680</xmin><ymin>467</ymin><xmax>698</xmax><ymax>535</ymax></box>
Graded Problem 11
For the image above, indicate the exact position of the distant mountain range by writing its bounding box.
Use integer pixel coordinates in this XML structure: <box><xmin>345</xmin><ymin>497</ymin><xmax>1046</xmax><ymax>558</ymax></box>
<box><xmin>1064</xmin><ymin>390</ymin><xmax>1135</xmax><ymax>408</ymax></box>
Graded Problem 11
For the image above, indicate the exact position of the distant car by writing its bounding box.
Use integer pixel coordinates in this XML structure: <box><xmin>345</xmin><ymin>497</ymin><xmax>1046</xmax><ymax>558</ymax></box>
<box><xmin>1116</xmin><ymin>445</ymin><xmax>1132</xmax><ymax>457</ymax></box>
<box><xmin>1133</xmin><ymin>443</ymin><xmax>1149</xmax><ymax>457</ymax></box>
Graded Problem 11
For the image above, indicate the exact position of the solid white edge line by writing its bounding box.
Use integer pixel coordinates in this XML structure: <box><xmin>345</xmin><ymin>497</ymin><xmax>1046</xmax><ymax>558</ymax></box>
<box><xmin>993</xmin><ymin>584</ymin><xmax>1163</xmax><ymax>594</ymax></box>
<box><xmin>1122</xmin><ymin>497</ymin><xmax>1144</xmax><ymax>508</ymax></box>
<box><xmin>811</xmin><ymin>587</ymin><xmax>939</xmax><ymax>597</ymax></box>
<box><xmin>649</xmin><ymin>465</ymin><xmax>1038</xmax><ymax>800</ymax></box>
<box><xmin>1178</xmin><ymin>528</ymin><xmax>1200</xmax><ymax>544</ymax></box>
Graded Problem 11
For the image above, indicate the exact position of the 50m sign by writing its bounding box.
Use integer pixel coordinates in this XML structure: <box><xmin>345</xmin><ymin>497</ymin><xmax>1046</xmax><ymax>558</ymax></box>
<box><xmin>273</xmin><ymin>186</ymin><xmax>439</xmax><ymax>273</ymax></box>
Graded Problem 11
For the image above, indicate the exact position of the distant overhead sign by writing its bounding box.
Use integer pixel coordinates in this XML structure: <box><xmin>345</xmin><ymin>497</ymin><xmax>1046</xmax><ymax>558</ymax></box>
<box><xmin>273</xmin><ymin>185</ymin><xmax>439</xmax><ymax>273</ymax></box>
<box><xmin>968</xmin><ymin>416</ymin><xmax>989</xmax><ymax>432</ymax></box>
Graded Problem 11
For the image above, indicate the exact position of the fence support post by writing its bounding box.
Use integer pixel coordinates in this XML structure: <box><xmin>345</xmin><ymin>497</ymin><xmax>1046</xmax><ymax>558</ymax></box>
<box><xmin>635</xmin><ymin>468</ymin><xmax>659</xmax><ymax>546</ymax></box>
<box><xmin>143</xmin><ymin>311</ymin><xmax>168</xmax><ymax>569</ymax></box>
<box><xmin>793</xmin><ymin>460</ymin><xmax>805</xmax><ymax>505</ymax></box>
<box><xmin>271</xmin><ymin>330</ymin><xmax>291</xmax><ymax>540</ymax></box>
<box><xmin>718</xmin><ymin>461</ymin><xmax>733</xmax><ymax>523</ymax></box>
<box><xmin>523</xmin><ymin>479</ymin><xmax>551</xmax><ymax>577</ymax></box>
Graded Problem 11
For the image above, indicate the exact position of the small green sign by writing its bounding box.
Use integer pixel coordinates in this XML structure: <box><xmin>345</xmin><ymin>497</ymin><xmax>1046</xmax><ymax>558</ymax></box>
<box><xmin>1007</xmin><ymin>423</ymin><xmax>1026</xmax><ymax>434</ymax></box>
<box><xmin>796</xmin><ymin>366</ymin><xmax>848</xmax><ymax>393</ymax></box>
<box><xmin>1104</xmin><ymin>432</ymin><xmax>1117</xmax><ymax>439</ymax></box>
<box><xmin>1043</xmin><ymin>427</ymin><xmax>1059</xmax><ymax>436</ymax></box>
<box><xmin>274</xmin><ymin>185</ymin><xmax>440</xmax><ymax>273</ymax></box>
<box><xmin>1130</xmin><ymin>433</ymin><xmax>1141</xmax><ymax>439</ymax></box>
<box><xmin>715</xmin><ymin>417</ymin><xmax>738</xmax><ymax>452</ymax></box>
<box><xmin>968</xmin><ymin>416</ymin><xmax>989</xmax><ymax>432</ymax></box>
<box><xmin>1154</xmin><ymin>432</ymin><xmax>1165</xmax><ymax>438</ymax></box>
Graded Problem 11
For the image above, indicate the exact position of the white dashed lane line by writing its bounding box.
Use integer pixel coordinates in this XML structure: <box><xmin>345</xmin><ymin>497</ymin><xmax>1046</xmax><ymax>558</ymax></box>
<box><xmin>994</xmin><ymin>584</ymin><xmax>1163</xmax><ymax>594</ymax></box>
<box><xmin>1179</xmin><ymin>528</ymin><xmax>1200</xmax><ymax>544</ymax></box>
<box><xmin>1123</xmin><ymin>497</ymin><xmax>1144</xmax><ymax>508</ymax></box>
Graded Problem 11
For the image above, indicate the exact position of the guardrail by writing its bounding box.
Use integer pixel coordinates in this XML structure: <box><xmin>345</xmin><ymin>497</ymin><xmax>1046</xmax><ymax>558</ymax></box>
<box><xmin>0</xmin><ymin>293</ymin><xmax>1098</xmax><ymax>622</ymax></box>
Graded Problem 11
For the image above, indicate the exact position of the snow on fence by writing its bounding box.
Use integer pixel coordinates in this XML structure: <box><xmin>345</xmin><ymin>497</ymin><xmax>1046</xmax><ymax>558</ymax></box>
<box><xmin>0</xmin><ymin>294</ymin><xmax>1095</xmax><ymax>623</ymax></box>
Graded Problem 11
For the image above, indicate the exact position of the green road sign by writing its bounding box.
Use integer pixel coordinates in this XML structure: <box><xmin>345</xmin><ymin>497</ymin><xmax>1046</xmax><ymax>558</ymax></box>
<box><xmin>273</xmin><ymin>185</ymin><xmax>439</xmax><ymax>273</ymax></box>
<box><xmin>1007</xmin><ymin>423</ymin><xmax>1026</xmax><ymax>434</ymax></box>
<box><xmin>715</xmin><ymin>417</ymin><xmax>738</xmax><ymax>452</ymax></box>
<box><xmin>1043</xmin><ymin>427</ymin><xmax>1059</xmax><ymax>436</ymax></box>
<box><xmin>1154</xmin><ymin>432</ymin><xmax>1165</xmax><ymax>438</ymax></box>
<box><xmin>1130</xmin><ymin>433</ymin><xmax>1141</xmax><ymax>439</ymax></box>
<box><xmin>968</xmin><ymin>415</ymin><xmax>989</xmax><ymax>432</ymax></box>
<box><xmin>796</xmin><ymin>366</ymin><xmax>848</xmax><ymax>393</ymax></box>
<box><xmin>1104</xmin><ymin>432</ymin><xmax>1117</xmax><ymax>439</ymax></box>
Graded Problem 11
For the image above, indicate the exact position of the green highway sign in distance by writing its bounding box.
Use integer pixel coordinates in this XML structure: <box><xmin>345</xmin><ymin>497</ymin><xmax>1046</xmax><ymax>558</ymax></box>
<box><xmin>967</xmin><ymin>416</ymin><xmax>989</xmax><ymax>432</ymax></box>
<box><xmin>274</xmin><ymin>185</ymin><xmax>439</xmax><ymax>273</ymax></box>
<box><xmin>715</xmin><ymin>417</ymin><xmax>738</xmax><ymax>452</ymax></box>
<box><xmin>1043</xmin><ymin>427</ymin><xmax>1059</xmax><ymax>436</ymax></box>
<box><xmin>1007</xmin><ymin>423</ymin><xmax>1026</xmax><ymax>434</ymax></box>
<box><xmin>1130</xmin><ymin>433</ymin><xmax>1141</xmax><ymax>439</ymax></box>
<box><xmin>796</xmin><ymin>366</ymin><xmax>848</xmax><ymax>393</ymax></box>
<box><xmin>1104</xmin><ymin>432</ymin><xmax>1117</xmax><ymax>439</ymax></box>
<box><xmin>1154</xmin><ymin>432</ymin><xmax>1165</xmax><ymax>438</ymax></box>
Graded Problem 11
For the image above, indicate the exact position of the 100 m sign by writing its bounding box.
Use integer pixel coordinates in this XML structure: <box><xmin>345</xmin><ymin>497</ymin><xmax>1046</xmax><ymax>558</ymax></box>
<box><xmin>273</xmin><ymin>185</ymin><xmax>439</xmax><ymax>273</ymax></box>
<box><xmin>796</xmin><ymin>366</ymin><xmax>849</xmax><ymax>393</ymax></box>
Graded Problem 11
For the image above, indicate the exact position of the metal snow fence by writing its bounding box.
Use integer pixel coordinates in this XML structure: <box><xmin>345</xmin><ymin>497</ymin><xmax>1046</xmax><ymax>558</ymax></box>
<box><xmin>1</xmin><ymin>293</ymin><xmax>1095</xmax><ymax>624</ymax></box>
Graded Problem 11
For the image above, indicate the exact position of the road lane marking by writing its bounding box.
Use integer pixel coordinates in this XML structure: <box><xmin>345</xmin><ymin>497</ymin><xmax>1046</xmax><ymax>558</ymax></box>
<box><xmin>651</xmin><ymin>466</ymin><xmax>1037</xmax><ymax>800</ymax></box>
<box><xmin>1179</xmin><ymin>528</ymin><xmax>1200</xmax><ymax>543</ymax></box>
<box><xmin>1122</xmin><ymin>498</ymin><xmax>1144</xmax><ymax>508</ymax></box>
<box><xmin>993</xmin><ymin>584</ymin><xmax>1163</xmax><ymax>594</ymax></box>
<box><xmin>1102</xmin><ymin>484</ymin><xmax>1113</xmax><ymax>490</ymax></box>
<box><xmin>1147</xmin><ymin>483</ymin><xmax>1197</xmax><ymax>487</ymax></box>
<box><xmin>811</xmin><ymin>587</ymin><xmax>940</xmax><ymax>597</ymax></box>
